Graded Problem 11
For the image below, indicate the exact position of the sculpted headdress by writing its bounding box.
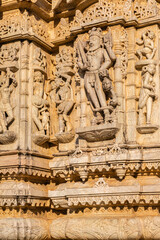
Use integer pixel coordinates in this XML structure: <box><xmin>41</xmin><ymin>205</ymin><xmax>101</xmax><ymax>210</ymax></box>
<box><xmin>89</xmin><ymin>27</ymin><xmax>103</xmax><ymax>39</ymax></box>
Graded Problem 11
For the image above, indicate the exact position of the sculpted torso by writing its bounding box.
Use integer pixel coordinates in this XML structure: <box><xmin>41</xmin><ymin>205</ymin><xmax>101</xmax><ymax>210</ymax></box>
<box><xmin>58</xmin><ymin>84</ymin><xmax>71</xmax><ymax>101</ymax></box>
<box><xmin>0</xmin><ymin>77</ymin><xmax>11</xmax><ymax>105</ymax></box>
<box><xmin>33</xmin><ymin>82</ymin><xmax>44</xmax><ymax>98</ymax></box>
<box><xmin>86</xmin><ymin>48</ymin><xmax>108</xmax><ymax>71</ymax></box>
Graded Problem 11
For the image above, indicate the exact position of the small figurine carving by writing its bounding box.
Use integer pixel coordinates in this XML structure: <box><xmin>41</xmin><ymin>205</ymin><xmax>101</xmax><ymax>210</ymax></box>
<box><xmin>135</xmin><ymin>29</ymin><xmax>158</xmax><ymax>133</ymax></box>
<box><xmin>33</xmin><ymin>48</ymin><xmax>47</xmax><ymax>71</ymax></box>
<box><xmin>77</xmin><ymin>27</ymin><xmax>118</xmax><ymax>125</ymax></box>
<box><xmin>138</xmin><ymin>64</ymin><xmax>157</xmax><ymax>126</ymax></box>
<box><xmin>0</xmin><ymin>43</ymin><xmax>19</xmax><ymax>65</ymax></box>
<box><xmin>0</xmin><ymin>68</ymin><xmax>17</xmax><ymax>144</ymax></box>
<box><xmin>55</xmin><ymin>77</ymin><xmax>74</xmax><ymax>133</ymax></box>
<box><xmin>136</xmin><ymin>30</ymin><xmax>156</xmax><ymax>60</ymax></box>
<box><xmin>40</xmin><ymin>108</ymin><xmax>50</xmax><ymax>136</ymax></box>
<box><xmin>51</xmin><ymin>47</ymin><xmax>75</xmax><ymax>143</ymax></box>
<box><xmin>32</xmin><ymin>71</ymin><xmax>50</xmax><ymax>145</ymax></box>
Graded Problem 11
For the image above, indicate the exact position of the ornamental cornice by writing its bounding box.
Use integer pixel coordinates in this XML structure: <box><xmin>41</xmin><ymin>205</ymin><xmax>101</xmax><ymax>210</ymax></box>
<box><xmin>0</xmin><ymin>11</ymin><xmax>53</xmax><ymax>51</ymax></box>
<box><xmin>0</xmin><ymin>151</ymin><xmax>52</xmax><ymax>180</ymax></box>
<box><xmin>49</xmin><ymin>182</ymin><xmax>160</xmax><ymax>209</ymax></box>
<box><xmin>50</xmin><ymin>146</ymin><xmax>160</xmax><ymax>181</ymax></box>
<box><xmin>0</xmin><ymin>181</ymin><xmax>49</xmax><ymax>207</ymax></box>
<box><xmin>53</xmin><ymin>0</ymin><xmax>160</xmax><ymax>46</ymax></box>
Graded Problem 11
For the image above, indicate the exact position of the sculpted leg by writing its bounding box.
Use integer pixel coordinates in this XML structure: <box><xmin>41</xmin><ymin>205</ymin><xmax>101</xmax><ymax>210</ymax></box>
<box><xmin>95</xmin><ymin>78</ymin><xmax>109</xmax><ymax>122</ymax></box>
<box><xmin>84</xmin><ymin>79</ymin><xmax>100</xmax><ymax>109</ymax></box>
<box><xmin>32</xmin><ymin>107</ymin><xmax>44</xmax><ymax>132</ymax></box>
<box><xmin>136</xmin><ymin>49</ymin><xmax>143</xmax><ymax>60</ymax></box>
<box><xmin>59</xmin><ymin>115</ymin><xmax>65</xmax><ymax>133</ymax></box>
<box><xmin>0</xmin><ymin>111</ymin><xmax>7</xmax><ymax>132</ymax></box>
<box><xmin>6</xmin><ymin>109</ymin><xmax>14</xmax><ymax>126</ymax></box>
<box><xmin>63</xmin><ymin>114</ymin><xmax>72</xmax><ymax>132</ymax></box>
<box><xmin>63</xmin><ymin>101</ymin><xmax>74</xmax><ymax>132</ymax></box>
<box><xmin>146</xmin><ymin>97</ymin><xmax>152</xmax><ymax>124</ymax></box>
<box><xmin>138</xmin><ymin>109</ymin><xmax>144</xmax><ymax>126</ymax></box>
<box><xmin>147</xmin><ymin>48</ymin><xmax>156</xmax><ymax>59</ymax></box>
<box><xmin>95</xmin><ymin>79</ymin><xmax>107</xmax><ymax>108</ymax></box>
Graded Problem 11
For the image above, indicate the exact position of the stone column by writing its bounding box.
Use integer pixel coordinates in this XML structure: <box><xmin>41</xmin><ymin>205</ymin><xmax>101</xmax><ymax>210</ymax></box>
<box><xmin>80</xmin><ymin>76</ymin><xmax>87</xmax><ymax>128</ymax></box>
<box><xmin>19</xmin><ymin>40</ymin><xmax>30</xmax><ymax>150</ymax></box>
<box><xmin>125</xmin><ymin>27</ymin><xmax>137</xmax><ymax>144</ymax></box>
<box><xmin>113</xmin><ymin>25</ymin><xmax>125</xmax><ymax>145</ymax></box>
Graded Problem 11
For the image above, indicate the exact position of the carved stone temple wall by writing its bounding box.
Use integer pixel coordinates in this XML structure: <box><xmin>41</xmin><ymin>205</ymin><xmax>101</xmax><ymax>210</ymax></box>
<box><xmin>1</xmin><ymin>0</ymin><xmax>160</xmax><ymax>239</ymax></box>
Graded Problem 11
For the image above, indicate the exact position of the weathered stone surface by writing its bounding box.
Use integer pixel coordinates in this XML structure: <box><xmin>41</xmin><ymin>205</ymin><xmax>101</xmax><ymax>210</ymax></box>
<box><xmin>50</xmin><ymin>216</ymin><xmax>160</xmax><ymax>240</ymax></box>
<box><xmin>1</xmin><ymin>0</ymin><xmax>160</xmax><ymax>239</ymax></box>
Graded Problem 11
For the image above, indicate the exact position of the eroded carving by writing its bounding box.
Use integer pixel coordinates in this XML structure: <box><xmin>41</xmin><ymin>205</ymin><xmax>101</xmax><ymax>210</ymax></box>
<box><xmin>50</xmin><ymin>216</ymin><xmax>160</xmax><ymax>240</ymax></box>
<box><xmin>52</xmin><ymin>47</ymin><xmax>75</xmax><ymax>143</ymax></box>
<box><xmin>136</xmin><ymin>30</ymin><xmax>158</xmax><ymax>133</ymax></box>
<box><xmin>33</xmin><ymin>48</ymin><xmax>47</xmax><ymax>72</ymax></box>
<box><xmin>77</xmin><ymin>27</ymin><xmax>118</xmax><ymax>125</ymax></box>
<box><xmin>0</xmin><ymin>43</ymin><xmax>19</xmax><ymax>71</ymax></box>
<box><xmin>76</xmin><ymin>27</ymin><xmax>119</xmax><ymax>142</ymax></box>
<box><xmin>32</xmin><ymin>71</ymin><xmax>50</xmax><ymax>145</ymax></box>
<box><xmin>136</xmin><ymin>30</ymin><xmax>156</xmax><ymax>60</ymax></box>
<box><xmin>0</xmin><ymin>11</ymin><xmax>49</xmax><ymax>43</ymax></box>
<box><xmin>55</xmin><ymin>0</ymin><xmax>158</xmax><ymax>40</ymax></box>
<box><xmin>138</xmin><ymin>64</ymin><xmax>157</xmax><ymax>125</ymax></box>
<box><xmin>0</xmin><ymin>68</ymin><xmax>17</xmax><ymax>144</ymax></box>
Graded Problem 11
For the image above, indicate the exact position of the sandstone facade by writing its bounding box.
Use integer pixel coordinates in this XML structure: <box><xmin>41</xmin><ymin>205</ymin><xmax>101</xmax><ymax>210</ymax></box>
<box><xmin>0</xmin><ymin>0</ymin><xmax>160</xmax><ymax>239</ymax></box>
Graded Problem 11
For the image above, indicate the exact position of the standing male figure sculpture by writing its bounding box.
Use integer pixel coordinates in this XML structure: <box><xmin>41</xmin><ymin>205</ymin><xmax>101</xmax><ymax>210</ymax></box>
<box><xmin>77</xmin><ymin>27</ymin><xmax>116</xmax><ymax>124</ymax></box>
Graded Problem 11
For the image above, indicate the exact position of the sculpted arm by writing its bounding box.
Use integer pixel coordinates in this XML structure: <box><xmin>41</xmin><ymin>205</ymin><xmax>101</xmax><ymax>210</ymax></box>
<box><xmin>55</xmin><ymin>92</ymin><xmax>62</xmax><ymax>104</ymax></box>
<box><xmin>99</xmin><ymin>49</ymin><xmax>112</xmax><ymax>71</ymax></box>
<box><xmin>143</xmin><ymin>74</ymin><xmax>154</xmax><ymax>91</ymax></box>
<box><xmin>136</xmin><ymin>32</ymin><xmax>146</xmax><ymax>45</ymax></box>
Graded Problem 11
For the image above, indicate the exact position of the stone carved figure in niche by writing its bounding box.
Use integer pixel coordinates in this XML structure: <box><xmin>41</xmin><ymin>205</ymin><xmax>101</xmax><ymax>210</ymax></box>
<box><xmin>0</xmin><ymin>68</ymin><xmax>17</xmax><ymax>144</ymax></box>
<box><xmin>32</xmin><ymin>71</ymin><xmax>50</xmax><ymax>145</ymax></box>
<box><xmin>136</xmin><ymin>30</ymin><xmax>156</xmax><ymax>60</ymax></box>
<box><xmin>55</xmin><ymin>77</ymin><xmax>74</xmax><ymax>133</ymax></box>
<box><xmin>138</xmin><ymin>64</ymin><xmax>157</xmax><ymax>126</ymax></box>
<box><xmin>33</xmin><ymin>48</ymin><xmax>47</xmax><ymax>71</ymax></box>
<box><xmin>136</xmin><ymin>29</ymin><xmax>158</xmax><ymax>133</ymax></box>
<box><xmin>52</xmin><ymin>47</ymin><xmax>75</xmax><ymax>143</ymax></box>
<box><xmin>77</xmin><ymin>27</ymin><xmax>118</xmax><ymax>125</ymax></box>
<box><xmin>0</xmin><ymin>43</ymin><xmax>19</xmax><ymax>68</ymax></box>
<box><xmin>40</xmin><ymin>108</ymin><xmax>50</xmax><ymax>135</ymax></box>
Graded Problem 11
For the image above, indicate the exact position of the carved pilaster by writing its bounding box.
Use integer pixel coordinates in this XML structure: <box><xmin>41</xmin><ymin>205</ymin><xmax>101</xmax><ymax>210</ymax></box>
<box><xmin>126</xmin><ymin>27</ymin><xmax>137</xmax><ymax>144</ymax></box>
<box><xmin>19</xmin><ymin>40</ymin><xmax>30</xmax><ymax>150</ymax></box>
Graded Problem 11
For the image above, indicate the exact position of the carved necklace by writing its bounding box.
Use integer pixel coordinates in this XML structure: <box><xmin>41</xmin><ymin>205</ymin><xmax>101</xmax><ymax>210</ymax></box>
<box><xmin>87</xmin><ymin>47</ymin><xmax>101</xmax><ymax>56</ymax></box>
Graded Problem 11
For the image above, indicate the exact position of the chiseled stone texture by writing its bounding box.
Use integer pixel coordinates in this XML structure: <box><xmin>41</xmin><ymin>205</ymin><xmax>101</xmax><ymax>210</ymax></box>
<box><xmin>1</xmin><ymin>0</ymin><xmax>160</xmax><ymax>239</ymax></box>
<box><xmin>0</xmin><ymin>218</ymin><xmax>49</xmax><ymax>240</ymax></box>
<box><xmin>50</xmin><ymin>216</ymin><xmax>160</xmax><ymax>240</ymax></box>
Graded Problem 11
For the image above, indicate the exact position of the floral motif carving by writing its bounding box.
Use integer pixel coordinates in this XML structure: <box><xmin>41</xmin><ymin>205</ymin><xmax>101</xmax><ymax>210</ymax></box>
<box><xmin>120</xmin><ymin>29</ymin><xmax>128</xmax><ymax>78</ymax></box>
<box><xmin>55</xmin><ymin>0</ymin><xmax>159</xmax><ymax>39</ymax></box>
<box><xmin>134</xmin><ymin>0</ymin><xmax>158</xmax><ymax>19</ymax></box>
<box><xmin>50</xmin><ymin>216</ymin><xmax>160</xmax><ymax>240</ymax></box>
<box><xmin>0</xmin><ymin>218</ymin><xmax>49</xmax><ymax>240</ymax></box>
<box><xmin>0</xmin><ymin>11</ymin><xmax>49</xmax><ymax>43</ymax></box>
